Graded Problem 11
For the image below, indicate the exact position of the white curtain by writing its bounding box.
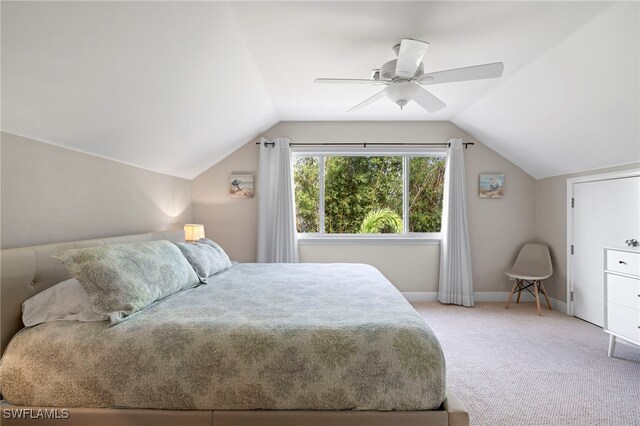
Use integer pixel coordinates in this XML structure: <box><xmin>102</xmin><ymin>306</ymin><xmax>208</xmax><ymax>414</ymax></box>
<box><xmin>257</xmin><ymin>137</ymin><xmax>299</xmax><ymax>263</ymax></box>
<box><xmin>438</xmin><ymin>139</ymin><xmax>474</xmax><ymax>306</ymax></box>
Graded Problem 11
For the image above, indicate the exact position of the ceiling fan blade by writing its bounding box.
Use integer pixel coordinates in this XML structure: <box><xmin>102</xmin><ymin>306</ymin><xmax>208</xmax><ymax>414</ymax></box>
<box><xmin>412</xmin><ymin>86</ymin><xmax>446</xmax><ymax>113</ymax></box>
<box><xmin>418</xmin><ymin>62</ymin><xmax>504</xmax><ymax>85</ymax></box>
<box><xmin>315</xmin><ymin>78</ymin><xmax>390</xmax><ymax>85</ymax></box>
<box><xmin>347</xmin><ymin>90</ymin><xmax>386</xmax><ymax>112</ymax></box>
<box><xmin>395</xmin><ymin>39</ymin><xmax>429</xmax><ymax>78</ymax></box>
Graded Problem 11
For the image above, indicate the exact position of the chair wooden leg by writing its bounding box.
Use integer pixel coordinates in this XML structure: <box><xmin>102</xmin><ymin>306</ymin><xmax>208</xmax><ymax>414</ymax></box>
<box><xmin>506</xmin><ymin>280</ymin><xmax>518</xmax><ymax>309</ymax></box>
<box><xmin>539</xmin><ymin>281</ymin><xmax>552</xmax><ymax>311</ymax></box>
<box><xmin>516</xmin><ymin>280</ymin><xmax>522</xmax><ymax>304</ymax></box>
<box><xmin>533</xmin><ymin>281</ymin><xmax>542</xmax><ymax>316</ymax></box>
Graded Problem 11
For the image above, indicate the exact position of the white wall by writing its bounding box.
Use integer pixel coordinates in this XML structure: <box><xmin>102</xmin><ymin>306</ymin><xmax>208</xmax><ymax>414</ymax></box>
<box><xmin>192</xmin><ymin>141</ymin><xmax>259</xmax><ymax>263</ymax></box>
<box><xmin>298</xmin><ymin>244</ymin><xmax>440</xmax><ymax>293</ymax></box>
<box><xmin>4</xmin><ymin>124</ymin><xmax>636</xmax><ymax>302</ymax></box>
<box><xmin>0</xmin><ymin>132</ymin><xmax>193</xmax><ymax>248</ymax></box>
<box><xmin>192</xmin><ymin>121</ymin><xmax>537</xmax><ymax>294</ymax></box>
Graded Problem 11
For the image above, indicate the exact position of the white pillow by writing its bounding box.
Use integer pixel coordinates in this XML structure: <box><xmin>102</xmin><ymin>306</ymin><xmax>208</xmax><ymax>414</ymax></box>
<box><xmin>22</xmin><ymin>278</ymin><xmax>107</xmax><ymax>327</ymax></box>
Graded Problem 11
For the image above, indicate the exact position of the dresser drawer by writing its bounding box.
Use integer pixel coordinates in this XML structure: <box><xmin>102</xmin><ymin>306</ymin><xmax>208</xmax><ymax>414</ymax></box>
<box><xmin>607</xmin><ymin>274</ymin><xmax>640</xmax><ymax>310</ymax></box>
<box><xmin>607</xmin><ymin>250</ymin><xmax>640</xmax><ymax>277</ymax></box>
<box><xmin>607</xmin><ymin>303</ymin><xmax>640</xmax><ymax>342</ymax></box>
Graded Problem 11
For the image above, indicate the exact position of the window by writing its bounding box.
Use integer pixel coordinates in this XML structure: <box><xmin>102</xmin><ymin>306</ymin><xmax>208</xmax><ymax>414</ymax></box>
<box><xmin>293</xmin><ymin>153</ymin><xmax>445</xmax><ymax>236</ymax></box>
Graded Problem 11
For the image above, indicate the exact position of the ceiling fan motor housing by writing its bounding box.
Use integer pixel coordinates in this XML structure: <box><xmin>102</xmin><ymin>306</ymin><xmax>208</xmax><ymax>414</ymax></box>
<box><xmin>381</xmin><ymin>59</ymin><xmax>424</xmax><ymax>80</ymax></box>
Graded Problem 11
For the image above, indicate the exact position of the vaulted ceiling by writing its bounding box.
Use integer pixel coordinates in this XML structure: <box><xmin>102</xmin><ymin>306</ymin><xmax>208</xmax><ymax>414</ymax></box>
<box><xmin>2</xmin><ymin>1</ymin><xmax>638</xmax><ymax>179</ymax></box>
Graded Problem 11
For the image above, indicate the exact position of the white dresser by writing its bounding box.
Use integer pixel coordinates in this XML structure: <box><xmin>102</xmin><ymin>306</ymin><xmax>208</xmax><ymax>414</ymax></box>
<box><xmin>604</xmin><ymin>247</ymin><xmax>640</xmax><ymax>357</ymax></box>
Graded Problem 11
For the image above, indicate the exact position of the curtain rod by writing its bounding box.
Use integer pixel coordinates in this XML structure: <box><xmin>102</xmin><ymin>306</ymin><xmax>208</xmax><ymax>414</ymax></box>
<box><xmin>255</xmin><ymin>141</ymin><xmax>474</xmax><ymax>149</ymax></box>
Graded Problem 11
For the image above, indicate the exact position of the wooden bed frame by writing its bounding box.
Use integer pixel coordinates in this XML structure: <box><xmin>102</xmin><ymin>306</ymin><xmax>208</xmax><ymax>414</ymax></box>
<box><xmin>0</xmin><ymin>231</ymin><xmax>469</xmax><ymax>426</ymax></box>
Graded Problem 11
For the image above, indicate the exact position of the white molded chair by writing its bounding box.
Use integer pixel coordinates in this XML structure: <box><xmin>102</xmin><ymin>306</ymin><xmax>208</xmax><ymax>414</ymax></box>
<box><xmin>505</xmin><ymin>243</ymin><xmax>553</xmax><ymax>315</ymax></box>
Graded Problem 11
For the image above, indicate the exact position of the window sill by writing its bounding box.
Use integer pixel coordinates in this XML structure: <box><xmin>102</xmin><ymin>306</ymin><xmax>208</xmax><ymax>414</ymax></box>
<box><xmin>297</xmin><ymin>235</ymin><xmax>441</xmax><ymax>246</ymax></box>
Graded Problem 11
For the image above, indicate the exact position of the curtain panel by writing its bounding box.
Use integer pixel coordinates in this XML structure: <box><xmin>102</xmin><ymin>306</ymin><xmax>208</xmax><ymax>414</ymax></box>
<box><xmin>257</xmin><ymin>138</ymin><xmax>299</xmax><ymax>263</ymax></box>
<box><xmin>438</xmin><ymin>139</ymin><xmax>474</xmax><ymax>306</ymax></box>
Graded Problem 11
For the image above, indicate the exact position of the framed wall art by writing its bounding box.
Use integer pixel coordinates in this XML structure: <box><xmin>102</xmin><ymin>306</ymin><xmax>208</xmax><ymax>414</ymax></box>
<box><xmin>229</xmin><ymin>173</ymin><xmax>254</xmax><ymax>198</ymax></box>
<box><xmin>479</xmin><ymin>173</ymin><xmax>504</xmax><ymax>198</ymax></box>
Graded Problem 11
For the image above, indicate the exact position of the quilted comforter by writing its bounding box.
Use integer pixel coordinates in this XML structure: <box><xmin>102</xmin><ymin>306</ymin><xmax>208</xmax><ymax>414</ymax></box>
<box><xmin>0</xmin><ymin>263</ymin><xmax>445</xmax><ymax>410</ymax></box>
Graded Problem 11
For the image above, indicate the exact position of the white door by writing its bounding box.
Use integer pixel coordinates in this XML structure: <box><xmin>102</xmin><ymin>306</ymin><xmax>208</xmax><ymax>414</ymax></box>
<box><xmin>572</xmin><ymin>175</ymin><xmax>640</xmax><ymax>326</ymax></box>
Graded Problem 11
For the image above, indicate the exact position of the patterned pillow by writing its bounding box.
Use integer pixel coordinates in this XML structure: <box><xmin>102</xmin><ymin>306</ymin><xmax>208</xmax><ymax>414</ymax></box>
<box><xmin>173</xmin><ymin>239</ymin><xmax>232</xmax><ymax>283</ymax></box>
<box><xmin>52</xmin><ymin>240</ymin><xmax>200</xmax><ymax>324</ymax></box>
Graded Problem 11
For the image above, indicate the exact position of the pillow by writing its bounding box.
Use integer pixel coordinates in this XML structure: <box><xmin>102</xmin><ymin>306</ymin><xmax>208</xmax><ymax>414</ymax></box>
<box><xmin>22</xmin><ymin>278</ymin><xmax>107</xmax><ymax>327</ymax></box>
<box><xmin>52</xmin><ymin>240</ymin><xmax>200</xmax><ymax>324</ymax></box>
<box><xmin>172</xmin><ymin>239</ymin><xmax>233</xmax><ymax>283</ymax></box>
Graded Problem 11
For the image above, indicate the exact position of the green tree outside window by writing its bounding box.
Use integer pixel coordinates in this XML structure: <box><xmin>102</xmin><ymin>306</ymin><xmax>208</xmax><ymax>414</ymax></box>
<box><xmin>293</xmin><ymin>155</ymin><xmax>445</xmax><ymax>234</ymax></box>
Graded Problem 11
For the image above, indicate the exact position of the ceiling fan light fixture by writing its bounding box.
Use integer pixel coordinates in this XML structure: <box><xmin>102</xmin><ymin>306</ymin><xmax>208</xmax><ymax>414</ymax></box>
<box><xmin>386</xmin><ymin>81</ymin><xmax>419</xmax><ymax>110</ymax></box>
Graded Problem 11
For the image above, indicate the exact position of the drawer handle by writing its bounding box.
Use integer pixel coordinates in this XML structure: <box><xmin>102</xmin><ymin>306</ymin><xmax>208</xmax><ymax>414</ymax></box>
<box><xmin>618</xmin><ymin>261</ymin><xmax>627</xmax><ymax>265</ymax></box>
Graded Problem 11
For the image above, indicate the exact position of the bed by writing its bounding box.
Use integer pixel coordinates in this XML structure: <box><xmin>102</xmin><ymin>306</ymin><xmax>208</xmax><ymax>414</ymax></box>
<box><xmin>0</xmin><ymin>231</ymin><xmax>469</xmax><ymax>426</ymax></box>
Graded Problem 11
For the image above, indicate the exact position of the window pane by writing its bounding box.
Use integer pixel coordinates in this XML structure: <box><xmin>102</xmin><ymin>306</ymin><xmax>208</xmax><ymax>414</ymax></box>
<box><xmin>293</xmin><ymin>156</ymin><xmax>320</xmax><ymax>233</ymax></box>
<box><xmin>324</xmin><ymin>156</ymin><xmax>403</xmax><ymax>234</ymax></box>
<box><xmin>408</xmin><ymin>156</ymin><xmax>446</xmax><ymax>232</ymax></box>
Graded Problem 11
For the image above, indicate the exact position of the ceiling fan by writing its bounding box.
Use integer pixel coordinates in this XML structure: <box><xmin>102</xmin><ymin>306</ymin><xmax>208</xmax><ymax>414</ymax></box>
<box><xmin>314</xmin><ymin>39</ymin><xmax>504</xmax><ymax>113</ymax></box>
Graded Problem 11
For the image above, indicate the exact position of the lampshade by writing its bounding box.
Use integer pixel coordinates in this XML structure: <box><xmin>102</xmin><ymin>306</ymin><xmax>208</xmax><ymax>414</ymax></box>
<box><xmin>184</xmin><ymin>224</ymin><xmax>205</xmax><ymax>242</ymax></box>
<box><xmin>386</xmin><ymin>81</ymin><xmax>419</xmax><ymax>109</ymax></box>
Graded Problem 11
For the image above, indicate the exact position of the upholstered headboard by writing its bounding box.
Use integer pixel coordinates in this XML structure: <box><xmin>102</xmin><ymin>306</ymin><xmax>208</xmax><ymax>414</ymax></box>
<box><xmin>0</xmin><ymin>230</ymin><xmax>185</xmax><ymax>355</ymax></box>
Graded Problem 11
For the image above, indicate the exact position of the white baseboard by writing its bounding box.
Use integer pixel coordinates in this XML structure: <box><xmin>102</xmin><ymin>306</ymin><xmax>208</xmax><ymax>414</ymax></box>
<box><xmin>403</xmin><ymin>291</ymin><xmax>567</xmax><ymax>314</ymax></box>
<box><xmin>402</xmin><ymin>292</ymin><xmax>438</xmax><ymax>302</ymax></box>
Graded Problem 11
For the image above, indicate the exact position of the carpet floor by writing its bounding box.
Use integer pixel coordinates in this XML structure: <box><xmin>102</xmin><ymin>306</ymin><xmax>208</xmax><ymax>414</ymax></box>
<box><xmin>413</xmin><ymin>302</ymin><xmax>640</xmax><ymax>426</ymax></box>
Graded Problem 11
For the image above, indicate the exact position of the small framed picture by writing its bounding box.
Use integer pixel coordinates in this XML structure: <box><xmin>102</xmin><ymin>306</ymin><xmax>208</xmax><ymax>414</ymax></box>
<box><xmin>229</xmin><ymin>173</ymin><xmax>254</xmax><ymax>198</ymax></box>
<box><xmin>479</xmin><ymin>174</ymin><xmax>504</xmax><ymax>198</ymax></box>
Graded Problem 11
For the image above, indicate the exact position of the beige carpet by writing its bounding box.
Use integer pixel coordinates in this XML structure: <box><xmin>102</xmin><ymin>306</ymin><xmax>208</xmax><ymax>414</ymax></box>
<box><xmin>413</xmin><ymin>302</ymin><xmax>640</xmax><ymax>426</ymax></box>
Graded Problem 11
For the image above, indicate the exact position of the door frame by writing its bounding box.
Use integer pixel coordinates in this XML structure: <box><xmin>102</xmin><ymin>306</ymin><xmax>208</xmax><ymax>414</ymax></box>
<box><xmin>566</xmin><ymin>168</ymin><xmax>640</xmax><ymax>316</ymax></box>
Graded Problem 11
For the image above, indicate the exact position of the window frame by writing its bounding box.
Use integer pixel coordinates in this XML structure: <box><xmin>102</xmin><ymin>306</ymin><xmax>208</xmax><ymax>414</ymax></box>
<box><xmin>292</xmin><ymin>146</ymin><xmax>446</xmax><ymax>242</ymax></box>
